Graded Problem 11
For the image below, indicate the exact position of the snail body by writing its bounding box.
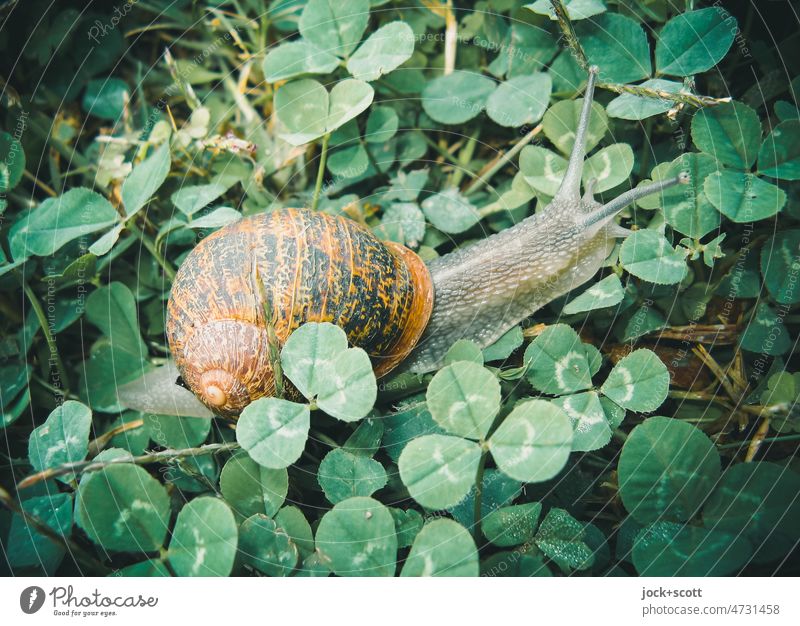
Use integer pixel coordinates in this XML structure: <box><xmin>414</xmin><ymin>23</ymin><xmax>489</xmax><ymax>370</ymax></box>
<box><xmin>164</xmin><ymin>67</ymin><xmax>685</xmax><ymax>417</ymax></box>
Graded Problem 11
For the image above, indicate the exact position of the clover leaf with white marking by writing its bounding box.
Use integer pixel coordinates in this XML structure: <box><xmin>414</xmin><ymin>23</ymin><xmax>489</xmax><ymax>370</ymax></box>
<box><xmin>28</xmin><ymin>400</ymin><xmax>92</xmax><ymax>484</ymax></box>
<box><xmin>523</xmin><ymin>324</ymin><xmax>593</xmax><ymax>395</ymax></box>
<box><xmin>600</xmin><ymin>349</ymin><xmax>669</xmax><ymax>412</ymax></box>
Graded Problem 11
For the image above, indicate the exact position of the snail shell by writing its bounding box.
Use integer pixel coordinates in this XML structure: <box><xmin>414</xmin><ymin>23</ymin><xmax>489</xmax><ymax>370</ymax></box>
<box><xmin>166</xmin><ymin>208</ymin><xmax>433</xmax><ymax>418</ymax></box>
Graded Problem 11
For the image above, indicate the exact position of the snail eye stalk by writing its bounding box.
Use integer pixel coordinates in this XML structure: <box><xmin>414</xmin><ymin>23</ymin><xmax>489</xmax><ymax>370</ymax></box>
<box><xmin>553</xmin><ymin>65</ymin><xmax>599</xmax><ymax>205</ymax></box>
<box><xmin>582</xmin><ymin>174</ymin><xmax>689</xmax><ymax>229</ymax></box>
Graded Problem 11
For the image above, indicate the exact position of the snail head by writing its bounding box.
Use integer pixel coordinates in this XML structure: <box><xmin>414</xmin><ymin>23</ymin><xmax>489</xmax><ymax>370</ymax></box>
<box><xmin>543</xmin><ymin>66</ymin><xmax>689</xmax><ymax>241</ymax></box>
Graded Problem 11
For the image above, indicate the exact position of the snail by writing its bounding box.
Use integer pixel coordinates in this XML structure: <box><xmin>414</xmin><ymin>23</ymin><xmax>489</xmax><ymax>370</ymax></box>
<box><xmin>119</xmin><ymin>67</ymin><xmax>686</xmax><ymax>419</ymax></box>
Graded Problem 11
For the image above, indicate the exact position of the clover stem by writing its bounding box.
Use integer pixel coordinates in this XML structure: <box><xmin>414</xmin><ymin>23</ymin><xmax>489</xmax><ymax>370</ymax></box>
<box><xmin>717</xmin><ymin>433</ymin><xmax>800</xmax><ymax>450</ymax></box>
<box><xmin>472</xmin><ymin>448</ymin><xmax>489</xmax><ymax>545</ymax></box>
<box><xmin>311</xmin><ymin>132</ymin><xmax>330</xmax><ymax>212</ymax></box>
<box><xmin>638</xmin><ymin>117</ymin><xmax>654</xmax><ymax>179</ymax></box>
<box><xmin>129</xmin><ymin>223</ymin><xmax>176</xmax><ymax>280</ymax></box>
<box><xmin>19</xmin><ymin>274</ymin><xmax>69</xmax><ymax>399</ymax></box>
<box><xmin>360</xmin><ymin>138</ymin><xmax>390</xmax><ymax>185</ymax></box>
<box><xmin>310</xmin><ymin>429</ymin><xmax>339</xmax><ymax>449</ymax></box>
<box><xmin>472</xmin><ymin>404</ymin><xmax>511</xmax><ymax>544</ymax></box>
<box><xmin>450</xmin><ymin>127</ymin><xmax>480</xmax><ymax>189</ymax></box>
<box><xmin>419</xmin><ymin>132</ymin><xmax>467</xmax><ymax>171</ymax></box>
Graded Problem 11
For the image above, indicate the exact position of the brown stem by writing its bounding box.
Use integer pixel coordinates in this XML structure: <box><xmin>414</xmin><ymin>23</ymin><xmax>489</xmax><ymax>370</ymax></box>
<box><xmin>17</xmin><ymin>442</ymin><xmax>240</xmax><ymax>489</ymax></box>
<box><xmin>599</xmin><ymin>82</ymin><xmax>730</xmax><ymax>109</ymax></box>
<box><xmin>549</xmin><ymin>0</ymin><xmax>589</xmax><ymax>68</ymax></box>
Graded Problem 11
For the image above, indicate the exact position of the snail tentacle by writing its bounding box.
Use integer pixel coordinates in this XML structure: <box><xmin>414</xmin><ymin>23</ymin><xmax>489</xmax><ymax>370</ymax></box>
<box><xmin>554</xmin><ymin>65</ymin><xmax>600</xmax><ymax>204</ymax></box>
<box><xmin>582</xmin><ymin>174</ymin><xmax>689</xmax><ymax>229</ymax></box>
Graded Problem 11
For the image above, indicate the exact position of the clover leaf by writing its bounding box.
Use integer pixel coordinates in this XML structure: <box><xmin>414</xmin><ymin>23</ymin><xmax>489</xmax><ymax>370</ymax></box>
<box><xmin>563</xmin><ymin>274</ymin><xmax>625</xmax><ymax>314</ymax></box>
<box><xmin>299</xmin><ymin>0</ymin><xmax>370</xmax><ymax>58</ymax></box>
<box><xmin>317</xmin><ymin>448</ymin><xmax>387</xmax><ymax>503</ymax></box>
<box><xmin>236</xmin><ymin>398</ymin><xmax>311</xmax><ymax>469</ymax></box>
<box><xmin>691</xmin><ymin>101</ymin><xmax>761</xmax><ymax>169</ymax></box>
<box><xmin>758</xmin><ymin>120</ymin><xmax>800</xmax><ymax>180</ymax></box>
<box><xmin>655</xmin><ymin>8</ymin><xmax>736</xmax><ymax>76</ymax></box>
<box><xmin>315</xmin><ymin>496</ymin><xmax>397</xmax><ymax>576</ymax></box>
<box><xmin>620</xmin><ymin>230</ymin><xmax>688</xmax><ymax>285</ymax></box>
<box><xmin>275</xmin><ymin>79</ymin><xmax>374</xmax><ymax>146</ymax></box>
<box><xmin>422</xmin><ymin>71</ymin><xmax>496</xmax><ymax>125</ymax></box>
<box><xmin>219</xmin><ymin>450</ymin><xmax>288</xmax><ymax>519</ymax></box>
<box><xmin>398</xmin><ymin>434</ymin><xmax>482</xmax><ymax>510</ymax></box>
<box><xmin>523</xmin><ymin>324</ymin><xmax>593</xmax><ymax>394</ymax></box>
<box><xmin>346</xmin><ymin>21</ymin><xmax>414</xmax><ymax>81</ymax></box>
<box><xmin>239</xmin><ymin>514</ymin><xmax>298</xmax><ymax>576</ymax></box>
<box><xmin>281</xmin><ymin>322</ymin><xmax>377</xmax><ymax>421</ymax></box>
<box><xmin>76</xmin><ymin>464</ymin><xmax>171</xmax><ymax>552</ymax></box>
<box><xmin>488</xmin><ymin>400</ymin><xmax>573</xmax><ymax>483</ymax></box>
<box><xmin>426</xmin><ymin>361</ymin><xmax>501</xmax><ymax>439</ymax></box>
<box><xmin>28</xmin><ymin>401</ymin><xmax>92</xmax><ymax>483</ymax></box>
<box><xmin>168</xmin><ymin>497</ymin><xmax>238</xmax><ymax>577</ymax></box>
<box><xmin>618</xmin><ymin>416</ymin><xmax>720</xmax><ymax>524</ymax></box>
<box><xmin>705</xmin><ymin>171</ymin><xmax>786</xmax><ymax>223</ymax></box>
<box><xmin>600</xmin><ymin>348</ymin><xmax>669</xmax><ymax>412</ymax></box>
<box><xmin>400</xmin><ymin>519</ymin><xmax>478</xmax><ymax>576</ymax></box>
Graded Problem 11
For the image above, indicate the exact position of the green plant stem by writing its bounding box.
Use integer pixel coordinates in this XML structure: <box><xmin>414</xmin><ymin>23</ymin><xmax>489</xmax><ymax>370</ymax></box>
<box><xmin>419</xmin><ymin>132</ymin><xmax>479</xmax><ymax>181</ymax></box>
<box><xmin>450</xmin><ymin>127</ymin><xmax>480</xmax><ymax>189</ymax></box>
<box><xmin>31</xmin><ymin>375</ymin><xmax>80</xmax><ymax>402</ymax></box>
<box><xmin>639</xmin><ymin>117</ymin><xmax>654</xmax><ymax>178</ymax></box>
<box><xmin>477</xmin><ymin>202</ymin><xmax>510</xmax><ymax>219</ymax></box>
<box><xmin>265</xmin><ymin>320</ymin><xmax>284</xmax><ymax>398</ymax></box>
<box><xmin>472</xmin><ymin>447</ymin><xmax>490</xmax><ymax>544</ymax></box>
<box><xmin>20</xmin><ymin>275</ymin><xmax>69</xmax><ymax>398</ymax></box>
<box><xmin>471</xmin><ymin>404</ymin><xmax>508</xmax><ymax>546</ymax></box>
<box><xmin>359</xmin><ymin>139</ymin><xmax>390</xmax><ymax>184</ymax></box>
<box><xmin>48</xmin><ymin>151</ymin><xmax>64</xmax><ymax>194</ymax></box>
<box><xmin>22</xmin><ymin>170</ymin><xmax>57</xmax><ymax>197</ymax></box>
<box><xmin>377</xmin><ymin>374</ymin><xmax>430</xmax><ymax>404</ymax></box>
<box><xmin>464</xmin><ymin>123</ymin><xmax>542</xmax><ymax>196</ymax></box>
<box><xmin>224</xmin><ymin>74</ymin><xmax>259</xmax><ymax>124</ymax></box>
<box><xmin>717</xmin><ymin>434</ymin><xmax>800</xmax><ymax>450</ymax></box>
<box><xmin>311</xmin><ymin>133</ymin><xmax>330</xmax><ymax>212</ymax></box>
<box><xmin>17</xmin><ymin>442</ymin><xmax>240</xmax><ymax>489</ymax></box>
<box><xmin>128</xmin><ymin>223</ymin><xmax>176</xmax><ymax>280</ymax></box>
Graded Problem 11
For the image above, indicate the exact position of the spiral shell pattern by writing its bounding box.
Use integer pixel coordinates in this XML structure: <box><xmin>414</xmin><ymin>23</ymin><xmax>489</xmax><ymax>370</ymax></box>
<box><xmin>166</xmin><ymin>208</ymin><xmax>433</xmax><ymax>417</ymax></box>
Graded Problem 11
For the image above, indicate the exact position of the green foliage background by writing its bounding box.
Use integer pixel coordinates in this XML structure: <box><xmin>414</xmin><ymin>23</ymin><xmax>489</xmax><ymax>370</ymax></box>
<box><xmin>1</xmin><ymin>0</ymin><xmax>799</xmax><ymax>577</ymax></box>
